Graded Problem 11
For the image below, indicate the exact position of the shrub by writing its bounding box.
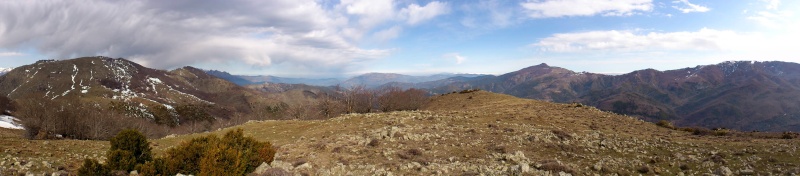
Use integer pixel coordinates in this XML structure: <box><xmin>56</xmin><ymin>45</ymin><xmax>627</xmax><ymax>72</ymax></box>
<box><xmin>81</xmin><ymin>129</ymin><xmax>275</xmax><ymax>176</ymax></box>
<box><xmin>107</xmin><ymin>129</ymin><xmax>153</xmax><ymax>171</ymax></box>
<box><xmin>782</xmin><ymin>132</ymin><xmax>797</xmax><ymax>139</ymax></box>
<box><xmin>106</xmin><ymin>150</ymin><xmax>137</xmax><ymax>172</ymax></box>
<box><xmin>164</xmin><ymin>136</ymin><xmax>217</xmax><ymax>174</ymax></box>
<box><xmin>135</xmin><ymin>158</ymin><xmax>168</xmax><ymax>176</ymax></box>
<box><xmin>458</xmin><ymin>89</ymin><xmax>480</xmax><ymax>94</ymax></box>
<box><xmin>78</xmin><ymin>159</ymin><xmax>109</xmax><ymax>176</ymax></box>
<box><xmin>159</xmin><ymin>128</ymin><xmax>275</xmax><ymax>175</ymax></box>
<box><xmin>656</xmin><ymin>120</ymin><xmax>676</xmax><ymax>130</ymax></box>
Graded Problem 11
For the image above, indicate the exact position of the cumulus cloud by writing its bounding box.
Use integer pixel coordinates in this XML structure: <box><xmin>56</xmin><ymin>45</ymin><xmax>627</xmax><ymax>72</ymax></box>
<box><xmin>671</xmin><ymin>0</ymin><xmax>710</xmax><ymax>13</ymax></box>
<box><xmin>400</xmin><ymin>1</ymin><xmax>450</xmax><ymax>25</ymax></box>
<box><xmin>533</xmin><ymin>28</ymin><xmax>758</xmax><ymax>52</ymax></box>
<box><xmin>340</xmin><ymin>0</ymin><xmax>397</xmax><ymax>28</ymax></box>
<box><xmin>339</xmin><ymin>0</ymin><xmax>449</xmax><ymax>39</ymax></box>
<box><xmin>520</xmin><ymin>0</ymin><xmax>653</xmax><ymax>18</ymax></box>
<box><xmin>0</xmin><ymin>0</ymin><xmax>446</xmax><ymax>74</ymax></box>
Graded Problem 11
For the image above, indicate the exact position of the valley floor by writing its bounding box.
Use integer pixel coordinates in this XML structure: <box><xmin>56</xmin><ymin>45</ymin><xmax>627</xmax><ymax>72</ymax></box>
<box><xmin>3</xmin><ymin>91</ymin><xmax>800</xmax><ymax>175</ymax></box>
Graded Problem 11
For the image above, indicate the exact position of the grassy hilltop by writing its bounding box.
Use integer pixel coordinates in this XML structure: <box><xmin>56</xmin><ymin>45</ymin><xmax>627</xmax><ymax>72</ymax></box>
<box><xmin>2</xmin><ymin>90</ymin><xmax>800</xmax><ymax>175</ymax></box>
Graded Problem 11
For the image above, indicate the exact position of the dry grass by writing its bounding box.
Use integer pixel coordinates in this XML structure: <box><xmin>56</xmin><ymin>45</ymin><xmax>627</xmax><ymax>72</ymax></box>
<box><xmin>3</xmin><ymin>90</ymin><xmax>800</xmax><ymax>175</ymax></box>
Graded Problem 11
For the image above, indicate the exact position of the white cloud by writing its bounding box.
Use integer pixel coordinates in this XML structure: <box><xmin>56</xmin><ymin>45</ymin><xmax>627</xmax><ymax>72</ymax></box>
<box><xmin>763</xmin><ymin>0</ymin><xmax>781</xmax><ymax>10</ymax></box>
<box><xmin>0</xmin><ymin>52</ymin><xmax>25</xmax><ymax>57</ymax></box>
<box><xmin>671</xmin><ymin>0</ymin><xmax>710</xmax><ymax>13</ymax></box>
<box><xmin>747</xmin><ymin>0</ymin><xmax>797</xmax><ymax>30</ymax></box>
<box><xmin>340</xmin><ymin>0</ymin><xmax>397</xmax><ymax>28</ymax></box>
<box><xmin>533</xmin><ymin>28</ymin><xmax>759</xmax><ymax>52</ymax></box>
<box><xmin>400</xmin><ymin>1</ymin><xmax>450</xmax><ymax>25</ymax></box>
<box><xmin>0</xmin><ymin>0</ymin><xmax>402</xmax><ymax>74</ymax></box>
<box><xmin>458</xmin><ymin>0</ymin><xmax>521</xmax><ymax>30</ymax></box>
<box><xmin>443</xmin><ymin>53</ymin><xmax>466</xmax><ymax>64</ymax></box>
<box><xmin>748</xmin><ymin>11</ymin><xmax>794</xmax><ymax>29</ymax></box>
<box><xmin>520</xmin><ymin>0</ymin><xmax>653</xmax><ymax>18</ymax></box>
<box><xmin>373</xmin><ymin>26</ymin><xmax>403</xmax><ymax>41</ymax></box>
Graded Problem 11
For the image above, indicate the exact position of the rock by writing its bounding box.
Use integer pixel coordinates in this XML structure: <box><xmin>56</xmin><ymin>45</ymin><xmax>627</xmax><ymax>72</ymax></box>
<box><xmin>269</xmin><ymin>160</ymin><xmax>293</xmax><ymax>171</ymax></box>
<box><xmin>739</xmin><ymin>169</ymin><xmax>755</xmax><ymax>175</ymax></box>
<box><xmin>252</xmin><ymin>162</ymin><xmax>272</xmax><ymax>174</ymax></box>
<box><xmin>262</xmin><ymin>168</ymin><xmax>292</xmax><ymax>176</ymax></box>
<box><xmin>714</xmin><ymin>166</ymin><xmax>733</xmax><ymax>176</ymax></box>
<box><xmin>51</xmin><ymin>170</ymin><xmax>69</xmax><ymax>176</ymax></box>
<box><xmin>295</xmin><ymin>163</ymin><xmax>313</xmax><ymax>170</ymax></box>
<box><xmin>130</xmin><ymin>170</ymin><xmax>139</xmax><ymax>176</ymax></box>
<box><xmin>520</xmin><ymin>163</ymin><xmax>530</xmax><ymax>173</ymax></box>
<box><xmin>592</xmin><ymin>162</ymin><xmax>602</xmax><ymax>171</ymax></box>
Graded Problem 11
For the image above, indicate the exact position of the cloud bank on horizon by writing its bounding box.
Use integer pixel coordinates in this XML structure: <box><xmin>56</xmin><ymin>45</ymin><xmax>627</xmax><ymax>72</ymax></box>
<box><xmin>0</xmin><ymin>0</ymin><xmax>797</xmax><ymax>77</ymax></box>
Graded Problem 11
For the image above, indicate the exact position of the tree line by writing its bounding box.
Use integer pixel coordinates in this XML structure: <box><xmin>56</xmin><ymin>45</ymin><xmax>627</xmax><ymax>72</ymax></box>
<box><xmin>4</xmin><ymin>86</ymin><xmax>430</xmax><ymax>140</ymax></box>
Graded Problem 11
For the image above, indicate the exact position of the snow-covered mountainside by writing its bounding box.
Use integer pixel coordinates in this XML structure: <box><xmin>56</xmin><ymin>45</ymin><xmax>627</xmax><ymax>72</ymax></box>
<box><xmin>0</xmin><ymin>115</ymin><xmax>23</xmax><ymax>129</ymax></box>
<box><xmin>0</xmin><ymin>56</ymin><xmax>277</xmax><ymax>122</ymax></box>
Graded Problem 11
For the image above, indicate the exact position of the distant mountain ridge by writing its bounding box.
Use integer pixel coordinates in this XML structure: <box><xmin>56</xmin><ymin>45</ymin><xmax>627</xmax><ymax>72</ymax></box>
<box><xmin>340</xmin><ymin>73</ymin><xmax>487</xmax><ymax>88</ymax></box>
<box><xmin>428</xmin><ymin>61</ymin><xmax>800</xmax><ymax>132</ymax></box>
<box><xmin>120</xmin><ymin>58</ymin><xmax>800</xmax><ymax>132</ymax></box>
<box><xmin>205</xmin><ymin>70</ymin><xmax>340</xmax><ymax>86</ymax></box>
<box><xmin>206</xmin><ymin>70</ymin><xmax>486</xmax><ymax>87</ymax></box>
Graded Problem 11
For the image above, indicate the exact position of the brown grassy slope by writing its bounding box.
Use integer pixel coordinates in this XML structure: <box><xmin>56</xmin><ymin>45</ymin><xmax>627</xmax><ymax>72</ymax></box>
<box><xmin>3</xmin><ymin>90</ymin><xmax>800</xmax><ymax>175</ymax></box>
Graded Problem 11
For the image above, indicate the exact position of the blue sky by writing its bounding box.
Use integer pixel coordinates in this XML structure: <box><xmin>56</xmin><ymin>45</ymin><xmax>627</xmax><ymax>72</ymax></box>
<box><xmin>0</xmin><ymin>0</ymin><xmax>797</xmax><ymax>78</ymax></box>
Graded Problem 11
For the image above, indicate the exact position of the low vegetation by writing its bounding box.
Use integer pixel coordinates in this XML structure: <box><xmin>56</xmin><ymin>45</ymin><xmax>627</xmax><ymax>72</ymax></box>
<box><xmin>78</xmin><ymin>129</ymin><xmax>274</xmax><ymax>175</ymax></box>
<box><xmin>11</xmin><ymin>85</ymin><xmax>430</xmax><ymax>140</ymax></box>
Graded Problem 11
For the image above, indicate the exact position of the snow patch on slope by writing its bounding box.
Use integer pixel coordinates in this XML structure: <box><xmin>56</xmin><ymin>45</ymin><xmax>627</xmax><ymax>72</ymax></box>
<box><xmin>0</xmin><ymin>67</ymin><xmax>13</xmax><ymax>75</ymax></box>
<box><xmin>0</xmin><ymin>115</ymin><xmax>23</xmax><ymax>130</ymax></box>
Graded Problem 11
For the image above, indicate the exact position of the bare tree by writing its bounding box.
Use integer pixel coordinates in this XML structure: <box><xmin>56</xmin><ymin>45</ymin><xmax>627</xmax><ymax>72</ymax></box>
<box><xmin>316</xmin><ymin>93</ymin><xmax>344</xmax><ymax>119</ymax></box>
<box><xmin>176</xmin><ymin>104</ymin><xmax>214</xmax><ymax>133</ymax></box>
<box><xmin>378</xmin><ymin>87</ymin><xmax>429</xmax><ymax>112</ymax></box>
<box><xmin>342</xmin><ymin>85</ymin><xmax>376</xmax><ymax>114</ymax></box>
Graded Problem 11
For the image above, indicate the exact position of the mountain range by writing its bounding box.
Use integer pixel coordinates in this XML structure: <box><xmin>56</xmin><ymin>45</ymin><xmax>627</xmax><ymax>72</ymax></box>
<box><xmin>421</xmin><ymin>61</ymin><xmax>800</xmax><ymax>132</ymax></box>
<box><xmin>206</xmin><ymin>70</ymin><xmax>341</xmax><ymax>86</ymax></box>
<box><xmin>3</xmin><ymin>57</ymin><xmax>800</xmax><ymax>132</ymax></box>
<box><xmin>198</xmin><ymin>60</ymin><xmax>800</xmax><ymax>132</ymax></box>
<box><xmin>206</xmin><ymin>70</ymin><xmax>486</xmax><ymax>88</ymax></box>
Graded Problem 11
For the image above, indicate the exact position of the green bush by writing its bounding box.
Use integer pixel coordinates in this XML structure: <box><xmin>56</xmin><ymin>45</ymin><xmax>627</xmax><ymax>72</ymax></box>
<box><xmin>164</xmin><ymin>136</ymin><xmax>217</xmax><ymax>174</ymax></box>
<box><xmin>107</xmin><ymin>129</ymin><xmax>153</xmax><ymax>171</ymax></box>
<box><xmin>80</xmin><ymin>128</ymin><xmax>275</xmax><ymax>176</ymax></box>
<box><xmin>78</xmin><ymin>159</ymin><xmax>109</xmax><ymax>176</ymax></box>
<box><xmin>106</xmin><ymin>150</ymin><xmax>137</xmax><ymax>172</ymax></box>
<box><xmin>135</xmin><ymin>158</ymin><xmax>169</xmax><ymax>176</ymax></box>
<box><xmin>154</xmin><ymin>128</ymin><xmax>275</xmax><ymax>175</ymax></box>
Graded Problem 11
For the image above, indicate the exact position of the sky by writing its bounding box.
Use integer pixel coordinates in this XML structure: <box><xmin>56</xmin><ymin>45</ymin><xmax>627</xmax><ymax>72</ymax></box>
<box><xmin>0</xmin><ymin>0</ymin><xmax>798</xmax><ymax>78</ymax></box>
